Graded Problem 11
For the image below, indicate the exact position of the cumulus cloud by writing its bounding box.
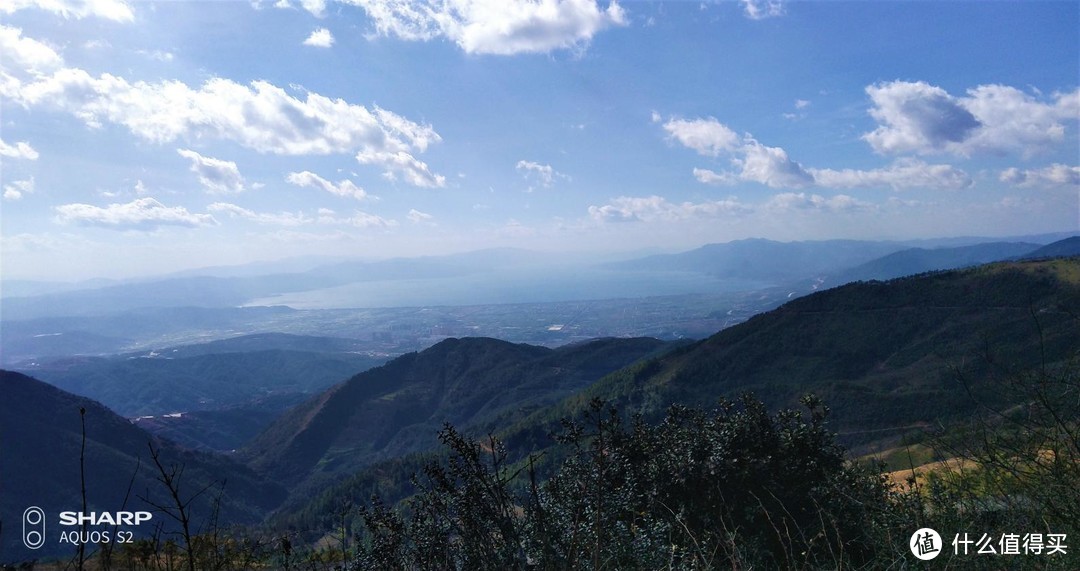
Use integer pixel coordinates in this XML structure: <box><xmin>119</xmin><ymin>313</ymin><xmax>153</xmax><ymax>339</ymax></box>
<box><xmin>588</xmin><ymin>194</ymin><xmax>749</xmax><ymax>223</ymax></box>
<box><xmin>0</xmin><ymin>25</ymin><xmax>63</xmax><ymax>74</ymax></box>
<box><xmin>3</xmin><ymin>177</ymin><xmax>35</xmax><ymax>200</ymax></box>
<box><xmin>344</xmin><ymin>0</ymin><xmax>628</xmax><ymax>55</ymax></box>
<box><xmin>864</xmin><ymin>80</ymin><xmax>1079</xmax><ymax>157</ymax></box>
<box><xmin>2</xmin><ymin>37</ymin><xmax>445</xmax><ymax>187</ymax></box>
<box><xmin>302</xmin><ymin>0</ymin><xmax>327</xmax><ymax>16</ymax></box>
<box><xmin>177</xmin><ymin>149</ymin><xmax>246</xmax><ymax>193</ymax></box>
<box><xmin>207</xmin><ymin>202</ymin><xmax>312</xmax><ymax>226</ymax></box>
<box><xmin>810</xmin><ymin>158</ymin><xmax>972</xmax><ymax>190</ymax></box>
<box><xmin>303</xmin><ymin>27</ymin><xmax>335</xmax><ymax>47</ymax></box>
<box><xmin>407</xmin><ymin>208</ymin><xmax>434</xmax><ymax>223</ymax></box>
<box><xmin>670</xmin><ymin>114</ymin><xmax>972</xmax><ymax>191</ymax></box>
<box><xmin>316</xmin><ymin>207</ymin><xmax>397</xmax><ymax>227</ymax></box>
<box><xmin>54</xmin><ymin>197</ymin><xmax>215</xmax><ymax>230</ymax></box>
<box><xmin>286</xmin><ymin>171</ymin><xmax>369</xmax><ymax>199</ymax></box>
<box><xmin>356</xmin><ymin>150</ymin><xmax>445</xmax><ymax>187</ymax></box>
<box><xmin>516</xmin><ymin>160</ymin><xmax>568</xmax><ymax>189</ymax></box>
<box><xmin>741</xmin><ymin>0</ymin><xmax>783</xmax><ymax>19</ymax></box>
<box><xmin>735</xmin><ymin>139</ymin><xmax>815</xmax><ymax>188</ymax></box>
<box><xmin>0</xmin><ymin>137</ymin><xmax>40</xmax><ymax>160</ymax></box>
<box><xmin>1000</xmin><ymin>164</ymin><xmax>1080</xmax><ymax>188</ymax></box>
<box><xmin>765</xmin><ymin>192</ymin><xmax>873</xmax><ymax>212</ymax></box>
<box><xmin>692</xmin><ymin>168</ymin><xmax>737</xmax><ymax>186</ymax></box>
<box><xmin>661</xmin><ymin>116</ymin><xmax>739</xmax><ymax>156</ymax></box>
<box><xmin>4</xmin><ymin>71</ymin><xmax>439</xmax><ymax>156</ymax></box>
<box><xmin>1</xmin><ymin>0</ymin><xmax>134</xmax><ymax>22</ymax></box>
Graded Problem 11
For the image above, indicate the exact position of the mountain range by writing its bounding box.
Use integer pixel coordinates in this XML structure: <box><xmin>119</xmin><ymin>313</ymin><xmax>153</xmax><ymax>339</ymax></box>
<box><xmin>2</xmin><ymin>243</ymin><xmax>1078</xmax><ymax>564</ymax></box>
<box><xmin>258</xmin><ymin>257</ymin><xmax>1080</xmax><ymax>530</ymax></box>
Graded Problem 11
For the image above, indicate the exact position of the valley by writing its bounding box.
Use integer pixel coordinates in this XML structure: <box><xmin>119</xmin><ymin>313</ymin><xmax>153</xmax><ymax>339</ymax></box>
<box><xmin>2</xmin><ymin>237</ymin><xmax>1078</xmax><ymax>566</ymax></box>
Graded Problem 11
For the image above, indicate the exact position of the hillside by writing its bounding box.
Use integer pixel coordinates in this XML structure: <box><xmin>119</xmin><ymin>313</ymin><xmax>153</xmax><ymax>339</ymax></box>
<box><xmin>832</xmin><ymin>241</ymin><xmax>1041</xmax><ymax>283</ymax></box>
<box><xmin>1023</xmin><ymin>235</ymin><xmax>1080</xmax><ymax>259</ymax></box>
<box><xmin>0</xmin><ymin>370</ymin><xmax>286</xmax><ymax>562</ymax></box>
<box><xmin>605</xmin><ymin>238</ymin><xmax>905</xmax><ymax>281</ymax></box>
<box><xmin>16</xmin><ymin>347</ymin><xmax>387</xmax><ymax>416</ymax></box>
<box><xmin>240</xmin><ymin>336</ymin><xmax>670</xmax><ymax>492</ymax></box>
<box><xmin>493</xmin><ymin>258</ymin><xmax>1080</xmax><ymax>458</ymax></box>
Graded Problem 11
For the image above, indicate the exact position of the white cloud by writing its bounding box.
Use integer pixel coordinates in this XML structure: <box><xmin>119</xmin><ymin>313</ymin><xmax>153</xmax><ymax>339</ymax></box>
<box><xmin>344</xmin><ymin>0</ymin><xmax>628</xmax><ymax>55</ymax></box>
<box><xmin>516</xmin><ymin>160</ymin><xmax>568</xmax><ymax>189</ymax></box>
<box><xmin>864</xmin><ymin>80</ymin><xmax>1079</xmax><ymax>157</ymax></box>
<box><xmin>670</xmin><ymin>114</ymin><xmax>972</xmax><ymax>191</ymax></box>
<box><xmin>735</xmin><ymin>138</ymin><xmax>815</xmax><ymax>188</ymax></box>
<box><xmin>0</xmin><ymin>137</ymin><xmax>40</xmax><ymax>160</ymax></box>
<box><xmin>138</xmin><ymin>49</ymin><xmax>175</xmax><ymax>62</ymax></box>
<box><xmin>661</xmin><ymin>116</ymin><xmax>739</xmax><ymax>156</ymax></box>
<box><xmin>741</xmin><ymin>0</ymin><xmax>783</xmax><ymax>19</ymax></box>
<box><xmin>3</xmin><ymin>177</ymin><xmax>35</xmax><ymax>200</ymax></box>
<box><xmin>794</xmin><ymin>99</ymin><xmax>810</xmax><ymax>109</ymax></box>
<box><xmin>407</xmin><ymin>208</ymin><xmax>434</xmax><ymax>223</ymax></box>
<box><xmin>2</xmin><ymin>51</ymin><xmax>445</xmax><ymax>186</ymax></box>
<box><xmin>1000</xmin><ymin>164</ymin><xmax>1080</xmax><ymax>188</ymax></box>
<box><xmin>692</xmin><ymin>168</ymin><xmax>736</xmax><ymax>186</ymax></box>
<box><xmin>810</xmin><ymin>158</ymin><xmax>972</xmax><ymax>191</ymax></box>
<box><xmin>588</xmin><ymin>194</ymin><xmax>749</xmax><ymax>223</ymax></box>
<box><xmin>0</xmin><ymin>25</ymin><xmax>64</xmax><ymax>74</ymax></box>
<box><xmin>177</xmin><ymin>149</ymin><xmax>246</xmax><ymax>193</ymax></box>
<box><xmin>303</xmin><ymin>27</ymin><xmax>335</xmax><ymax>47</ymax></box>
<box><xmin>1</xmin><ymin>0</ymin><xmax>134</xmax><ymax>22</ymax></box>
<box><xmin>688</xmin><ymin>136</ymin><xmax>813</xmax><ymax>189</ymax></box>
<box><xmin>316</xmin><ymin>207</ymin><xmax>397</xmax><ymax>227</ymax></box>
<box><xmin>54</xmin><ymin>197</ymin><xmax>215</xmax><ymax>230</ymax></box>
<box><xmin>863</xmin><ymin>81</ymin><xmax>980</xmax><ymax>155</ymax></box>
<box><xmin>286</xmin><ymin>170</ymin><xmax>369</xmax><ymax>199</ymax></box>
<box><xmin>765</xmin><ymin>192</ymin><xmax>873</xmax><ymax>212</ymax></box>
<box><xmin>356</xmin><ymin>150</ymin><xmax>445</xmax><ymax>187</ymax></box>
<box><xmin>207</xmin><ymin>202</ymin><xmax>312</xmax><ymax>226</ymax></box>
<box><xmin>302</xmin><ymin>0</ymin><xmax>327</xmax><ymax>16</ymax></box>
<box><xmin>343</xmin><ymin>210</ymin><xmax>397</xmax><ymax>228</ymax></box>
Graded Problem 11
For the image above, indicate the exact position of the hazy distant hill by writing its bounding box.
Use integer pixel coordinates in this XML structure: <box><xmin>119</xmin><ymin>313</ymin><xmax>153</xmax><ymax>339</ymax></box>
<box><xmin>0</xmin><ymin>370</ymin><xmax>285</xmax><ymax>562</ymax></box>
<box><xmin>141</xmin><ymin>332</ymin><xmax>371</xmax><ymax>358</ymax></box>
<box><xmin>607</xmin><ymin>238</ymin><xmax>906</xmax><ymax>281</ymax></box>
<box><xmin>0</xmin><ymin>248</ymin><xmax>546</xmax><ymax>320</ymax></box>
<box><xmin>832</xmin><ymin>241</ymin><xmax>1041</xmax><ymax>283</ymax></box>
<box><xmin>241</xmin><ymin>336</ymin><xmax>670</xmax><ymax>492</ymax></box>
<box><xmin>0</xmin><ymin>306</ymin><xmax>298</xmax><ymax>365</ymax></box>
<box><xmin>1022</xmin><ymin>236</ymin><xmax>1080</xmax><ymax>259</ymax></box>
<box><xmin>17</xmin><ymin>345</ymin><xmax>387</xmax><ymax>416</ymax></box>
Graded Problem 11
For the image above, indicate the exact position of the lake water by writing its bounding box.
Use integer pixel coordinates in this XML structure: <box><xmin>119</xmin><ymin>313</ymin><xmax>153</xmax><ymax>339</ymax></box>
<box><xmin>244</xmin><ymin>267</ymin><xmax>773</xmax><ymax>309</ymax></box>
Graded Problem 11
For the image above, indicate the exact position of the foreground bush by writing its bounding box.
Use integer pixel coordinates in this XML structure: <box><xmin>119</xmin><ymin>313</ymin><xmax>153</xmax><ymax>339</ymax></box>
<box><xmin>354</xmin><ymin>395</ymin><xmax>903</xmax><ymax>570</ymax></box>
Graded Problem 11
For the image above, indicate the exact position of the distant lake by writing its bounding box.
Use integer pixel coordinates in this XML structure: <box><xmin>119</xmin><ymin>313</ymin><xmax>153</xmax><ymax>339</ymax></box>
<box><xmin>244</xmin><ymin>267</ymin><xmax>773</xmax><ymax>309</ymax></box>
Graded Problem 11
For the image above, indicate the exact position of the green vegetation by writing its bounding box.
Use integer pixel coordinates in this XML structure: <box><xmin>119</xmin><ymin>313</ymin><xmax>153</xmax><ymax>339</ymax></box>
<box><xmin>4</xmin><ymin>257</ymin><xmax>1077</xmax><ymax>568</ymax></box>
<box><xmin>240</xmin><ymin>337</ymin><xmax>670</xmax><ymax>492</ymax></box>
<box><xmin>20</xmin><ymin>348</ymin><xmax>387</xmax><ymax>416</ymax></box>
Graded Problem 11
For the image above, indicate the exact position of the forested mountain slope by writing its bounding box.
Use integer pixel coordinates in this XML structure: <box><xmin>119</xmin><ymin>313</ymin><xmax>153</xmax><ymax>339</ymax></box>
<box><xmin>241</xmin><ymin>336</ymin><xmax>670</xmax><ymax>492</ymax></box>
<box><xmin>0</xmin><ymin>371</ymin><xmax>286</xmax><ymax>562</ymax></box>
<box><xmin>503</xmin><ymin>258</ymin><xmax>1080</xmax><ymax>451</ymax></box>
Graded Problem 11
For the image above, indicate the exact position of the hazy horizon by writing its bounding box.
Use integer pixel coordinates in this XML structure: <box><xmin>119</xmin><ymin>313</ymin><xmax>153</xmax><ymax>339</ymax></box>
<box><xmin>1</xmin><ymin>230</ymin><xmax>1076</xmax><ymax>285</ymax></box>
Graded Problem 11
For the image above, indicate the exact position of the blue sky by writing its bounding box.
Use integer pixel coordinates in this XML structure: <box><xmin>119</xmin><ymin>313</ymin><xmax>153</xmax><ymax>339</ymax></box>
<box><xmin>1</xmin><ymin>0</ymin><xmax>1077</xmax><ymax>280</ymax></box>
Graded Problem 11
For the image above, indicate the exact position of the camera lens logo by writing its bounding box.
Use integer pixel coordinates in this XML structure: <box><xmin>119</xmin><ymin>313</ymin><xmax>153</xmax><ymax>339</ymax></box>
<box><xmin>23</xmin><ymin>507</ymin><xmax>46</xmax><ymax>550</ymax></box>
